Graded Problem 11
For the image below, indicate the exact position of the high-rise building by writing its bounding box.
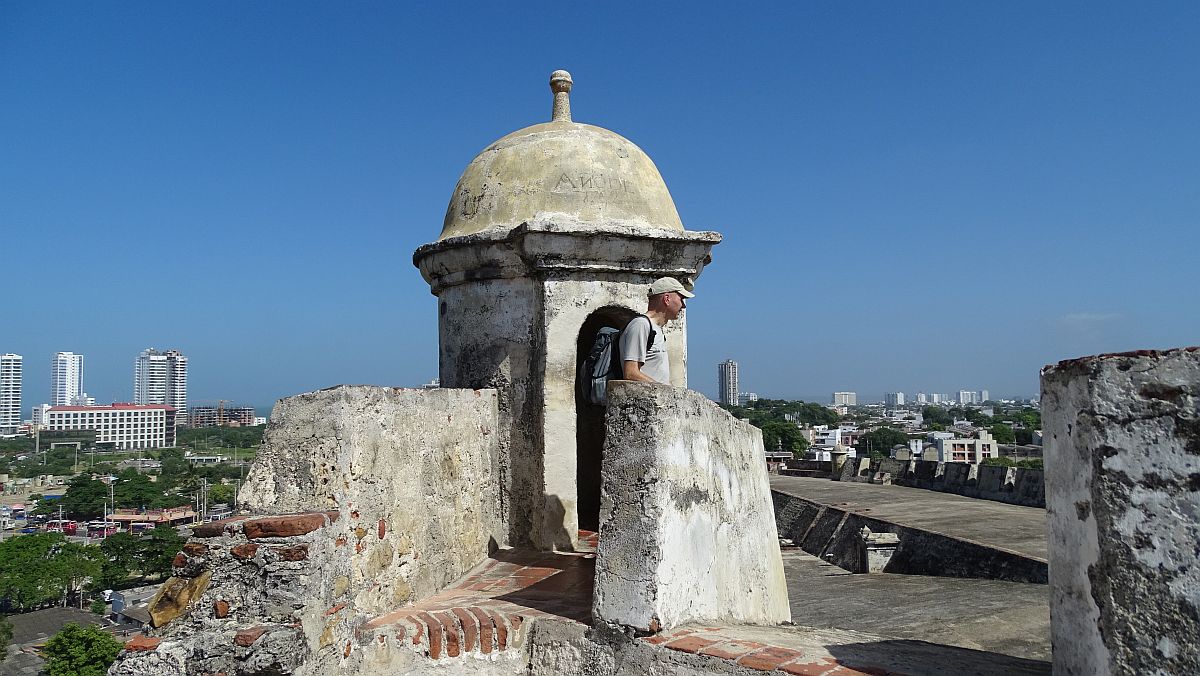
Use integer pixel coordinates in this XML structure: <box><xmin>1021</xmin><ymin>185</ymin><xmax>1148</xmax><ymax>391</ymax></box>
<box><xmin>45</xmin><ymin>403</ymin><xmax>176</xmax><ymax>450</ymax></box>
<box><xmin>915</xmin><ymin>392</ymin><xmax>928</xmax><ymax>404</ymax></box>
<box><xmin>134</xmin><ymin>349</ymin><xmax>188</xmax><ymax>419</ymax></box>
<box><xmin>980</xmin><ymin>389</ymin><xmax>990</xmax><ymax>402</ymax></box>
<box><xmin>0</xmin><ymin>354</ymin><xmax>21</xmax><ymax>433</ymax></box>
<box><xmin>885</xmin><ymin>392</ymin><xmax>906</xmax><ymax>406</ymax></box>
<box><xmin>832</xmin><ymin>391</ymin><xmax>857</xmax><ymax>406</ymax></box>
<box><xmin>957</xmin><ymin>389</ymin><xmax>980</xmax><ymax>405</ymax></box>
<box><xmin>717</xmin><ymin>360</ymin><xmax>739</xmax><ymax>406</ymax></box>
<box><xmin>51</xmin><ymin>352</ymin><xmax>84</xmax><ymax>406</ymax></box>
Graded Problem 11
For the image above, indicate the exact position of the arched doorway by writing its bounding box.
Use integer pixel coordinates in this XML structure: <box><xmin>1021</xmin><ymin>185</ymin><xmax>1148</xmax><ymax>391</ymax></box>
<box><xmin>575</xmin><ymin>305</ymin><xmax>639</xmax><ymax>533</ymax></box>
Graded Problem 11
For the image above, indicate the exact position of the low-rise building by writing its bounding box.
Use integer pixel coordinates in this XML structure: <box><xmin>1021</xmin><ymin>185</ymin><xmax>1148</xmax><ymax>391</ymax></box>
<box><xmin>44</xmin><ymin>404</ymin><xmax>176</xmax><ymax>450</ymax></box>
<box><xmin>934</xmin><ymin>430</ymin><xmax>998</xmax><ymax>463</ymax></box>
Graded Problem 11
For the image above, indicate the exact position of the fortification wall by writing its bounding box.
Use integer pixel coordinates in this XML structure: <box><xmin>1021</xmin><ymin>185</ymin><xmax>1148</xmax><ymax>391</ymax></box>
<box><xmin>1042</xmin><ymin>347</ymin><xmax>1200</xmax><ymax>675</ymax></box>
<box><xmin>240</xmin><ymin>385</ymin><xmax>501</xmax><ymax>612</ymax></box>
<box><xmin>836</xmin><ymin>456</ymin><xmax>1045</xmax><ymax>508</ymax></box>
<box><xmin>593</xmin><ymin>382</ymin><xmax>790</xmax><ymax>631</ymax></box>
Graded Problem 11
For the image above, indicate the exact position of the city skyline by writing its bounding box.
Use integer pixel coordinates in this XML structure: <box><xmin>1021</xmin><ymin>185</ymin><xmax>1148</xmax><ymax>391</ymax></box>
<box><xmin>3</xmin><ymin>4</ymin><xmax>1197</xmax><ymax>406</ymax></box>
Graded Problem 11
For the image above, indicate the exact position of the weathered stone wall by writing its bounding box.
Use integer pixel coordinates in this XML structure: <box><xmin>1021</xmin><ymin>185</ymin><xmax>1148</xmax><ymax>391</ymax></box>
<box><xmin>836</xmin><ymin>456</ymin><xmax>1046</xmax><ymax>508</ymax></box>
<box><xmin>240</xmin><ymin>385</ymin><xmax>500</xmax><ymax>612</ymax></box>
<box><xmin>593</xmin><ymin>382</ymin><xmax>790</xmax><ymax>631</ymax></box>
<box><xmin>1042</xmin><ymin>347</ymin><xmax>1200</xmax><ymax>676</ymax></box>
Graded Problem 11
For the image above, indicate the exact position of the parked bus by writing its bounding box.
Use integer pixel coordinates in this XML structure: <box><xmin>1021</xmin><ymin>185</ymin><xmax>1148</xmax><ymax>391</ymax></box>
<box><xmin>87</xmin><ymin>521</ymin><xmax>119</xmax><ymax>538</ymax></box>
<box><xmin>45</xmin><ymin>520</ymin><xmax>79</xmax><ymax>535</ymax></box>
<box><xmin>129</xmin><ymin>522</ymin><xmax>155</xmax><ymax>534</ymax></box>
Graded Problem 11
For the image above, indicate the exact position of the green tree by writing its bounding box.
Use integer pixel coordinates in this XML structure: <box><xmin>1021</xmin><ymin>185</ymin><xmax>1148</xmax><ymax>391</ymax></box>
<box><xmin>43</xmin><ymin>623</ymin><xmax>124</xmax><ymax>676</ymax></box>
<box><xmin>760</xmin><ymin>420</ymin><xmax>810</xmax><ymax>456</ymax></box>
<box><xmin>57</xmin><ymin>475</ymin><xmax>109</xmax><ymax>520</ymax></box>
<box><xmin>857</xmin><ymin>427</ymin><xmax>909</xmax><ymax>461</ymax></box>
<box><xmin>97</xmin><ymin>533</ymin><xmax>140</xmax><ymax>586</ymax></box>
<box><xmin>1014</xmin><ymin>428</ymin><xmax>1034</xmax><ymax>445</ymax></box>
<box><xmin>137</xmin><ymin>526</ymin><xmax>186</xmax><ymax>579</ymax></box>
<box><xmin>921</xmin><ymin>406</ymin><xmax>952</xmax><ymax>427</ymax></box>
<box><xmin>982</xmin><ymin>456</ymin><xmax>1015</xmax><ymax>467</ymax></box>
<box><xmin>1016</xmin><ymin>458</ymin><xmax>1044</xmax><ymax>470</ymax></box>
<box><xmin>90</xmin><ymin>598</ymin><xmax>107</xmax><ymax>615</ymax></box>
<box><xmin>208</xmin><ymin>482</ymin><xmax>236</xmax><ymax>505</ymax></box>
<box><xmin>0</xmin><ymin>533</ymin><xmax>69</xmax><ymax>610</ymax></box>
<box><xmin>989</xmin><ymin>423</ymin><xmax>1016</xmax><ymax>445</ymax></box>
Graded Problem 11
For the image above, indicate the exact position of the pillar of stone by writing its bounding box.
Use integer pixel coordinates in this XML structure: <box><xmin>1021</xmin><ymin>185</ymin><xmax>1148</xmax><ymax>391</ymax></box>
<box><xmin>414</xmin><ymin>71</ymin><xmax>720</xmax><ymax>551</ymax></box>
<box><xmin>1041</xmin><ymin>347</ymin><xmax>1200</xmax><ymax>675</ymax></box>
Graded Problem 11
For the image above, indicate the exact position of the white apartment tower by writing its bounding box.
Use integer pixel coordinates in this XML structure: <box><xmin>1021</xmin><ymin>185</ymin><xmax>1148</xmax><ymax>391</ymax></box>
<box><xmin>832</xmin><ymin>391</ymin><xmax>857</xmax><ymax>406</ymax></box>
<box><xmin>885</xmin><ymin>391</ymin><xmax>906</xmax><ymax>406</ymax></box>
<box><xmin>51</xmin><ymin>352</ymin><xmax>84</xmax><ymax>406</ymax></box>
<box><xmin>0</xmin><ymin>354</ymin><xmax>21</xmax><ymax>433</ymax></box>
<box><xmin>717</xmin><ymin>359</ymin><xmax>739</xmax><ymax>406</ymax></box>
<box><xmin>134</xmin><ymin>348</ymin><xmax>188</xmax><ymax>416</ymax></box>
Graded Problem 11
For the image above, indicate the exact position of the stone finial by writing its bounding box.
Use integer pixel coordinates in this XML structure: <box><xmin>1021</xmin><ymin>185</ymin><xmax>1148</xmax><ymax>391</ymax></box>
<box><xmin>550</xmin><ymin>70</ymin><xmax>573</xmax><ymax>122</ymax></box>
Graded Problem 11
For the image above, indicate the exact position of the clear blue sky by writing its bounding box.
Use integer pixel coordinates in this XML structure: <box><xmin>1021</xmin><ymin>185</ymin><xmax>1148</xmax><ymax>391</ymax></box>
<box><xmin>2</xmin><ymin>2</ymin><xmax>1197</xmax><ymax>408</ymax></box>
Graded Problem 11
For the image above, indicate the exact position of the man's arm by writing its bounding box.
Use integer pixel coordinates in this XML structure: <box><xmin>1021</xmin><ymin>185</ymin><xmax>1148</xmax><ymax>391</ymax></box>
<box><xmin>623</xmin><ymin>359</ymin><xmax>656</xmax><ymax>382</ymax></box>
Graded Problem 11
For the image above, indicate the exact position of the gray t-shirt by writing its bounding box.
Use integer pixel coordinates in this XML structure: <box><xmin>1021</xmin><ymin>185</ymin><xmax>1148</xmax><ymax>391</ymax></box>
<box><xmin>620</xmin><ymin>316</ymin><xmax>669</xmax><ymax>384</ymax></box>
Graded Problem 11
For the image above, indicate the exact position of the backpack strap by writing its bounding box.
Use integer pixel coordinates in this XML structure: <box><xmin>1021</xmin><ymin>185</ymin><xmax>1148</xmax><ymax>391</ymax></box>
<box><xmin>638</xmin><ymin>314</ymin><xmax>656</xmax><ymax>351</ymax></box>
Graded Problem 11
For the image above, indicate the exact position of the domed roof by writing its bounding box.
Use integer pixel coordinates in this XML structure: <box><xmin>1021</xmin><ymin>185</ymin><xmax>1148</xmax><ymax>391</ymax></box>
<box><xmin>439</xmin><ymin>71</ymin><xmax>684</xmax><ymax>241</ymax></box>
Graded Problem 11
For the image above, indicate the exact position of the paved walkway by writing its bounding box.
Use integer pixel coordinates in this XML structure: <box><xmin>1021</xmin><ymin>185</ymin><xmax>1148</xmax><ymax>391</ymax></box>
<box><xmin>782</xmin><ymin>550</ymin><xmax>1050</xmax><ymax>661</ymax></box>
<box><xmin>770</xmin><ymin>475</ymin><xmax>1048</xmax><ymax>560</ymax></box>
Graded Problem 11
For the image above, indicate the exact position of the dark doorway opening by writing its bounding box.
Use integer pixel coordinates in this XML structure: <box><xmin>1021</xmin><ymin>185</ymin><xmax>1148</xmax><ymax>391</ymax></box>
<box><xmin>575</xmin><ymin>305</ymin><xmax>639</xmax><ymax>533</ymax></box>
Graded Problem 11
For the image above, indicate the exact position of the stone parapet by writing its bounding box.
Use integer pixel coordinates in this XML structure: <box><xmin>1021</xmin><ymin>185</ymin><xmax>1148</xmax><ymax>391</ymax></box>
<box><xmin>593</xmin><ymin>382</ymin><xmax>790</xmax><ymax>631</ymax></box>
<box><xmin>837</xmin><ymin>456</ymin><xmax>1046</xmax><ymax>508</ymax></box>
<box><xmin>240</xmin><ymin>385</ymin><xmax>501</xmax><ymax>613</ymax></box>
<box><xmin>1042</xmin><ymin>347</ymin><xmax>1200</xmax><ymax>675</ymax></box>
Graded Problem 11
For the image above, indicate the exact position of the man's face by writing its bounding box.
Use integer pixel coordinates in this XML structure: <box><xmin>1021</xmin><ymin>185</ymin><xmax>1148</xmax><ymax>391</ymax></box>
<box><xmin>666</xmin><ymin>292</ymin><xmax>686</xmax><ymax>320</ymax></box>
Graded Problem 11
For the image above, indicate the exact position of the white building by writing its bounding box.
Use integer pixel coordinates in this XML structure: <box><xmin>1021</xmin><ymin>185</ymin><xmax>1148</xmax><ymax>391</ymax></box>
<box><xmin>832</xmin><ymin>391</ymin><xmax>857</xmax><ymax>406</ymax></box>
<box><xmin>957</xmin><ymin>389</ymin><xmax>979</xmax><ymax>405</ymax></box>
<box><xmin>915</xmin><ymin>392</ymin><xmax>927</xmax><ymax>404</ymax></box>
<box><xmin>44</xmin><ymin>403</ymin><xmax>176</xmax><ymax>450</ymax></box>
<box><xmin>935</xmin><ymin>430</ymin><xmax>998</xmax><ymax>464</ymax></box>
<box><xmin>737</xmin><ymin>392</ymin><xmax>758</xmax><ymax>406</ymax></box>
<box><xmin>885</xmin><ymin>391</ymin><xmax>905</xmax><ymax>406</ymax></box>
<box><xmin>51</xmin><ymin>352</ymin><xmax>85</xmax><ymax>406</ymax></box>
<box><xmin>134</xmin><ymin>348</ymin><xmax>188</xmax><ymax>421</ymax></box>
<box><xmin>980</xmin><ymin>389</ymin><xmax>990</xmax><ymax>402</ymax></box>
<box><xmin>717</xmin><ymin>360</ymin><xmax>739</xmax><ymax>406</ymax></box>
<box><xmin>929</xmin><ymin>393</ymin><xmax>942</xmax><ymax>404</ymax></box>
<box><xmin>0</xmin><ymin>354</ymin><xmax>21</xmax><ymax>433</ymax></box>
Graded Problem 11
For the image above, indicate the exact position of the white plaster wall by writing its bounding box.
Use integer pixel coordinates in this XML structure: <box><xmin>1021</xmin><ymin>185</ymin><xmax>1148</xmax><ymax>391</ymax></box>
<box><xmin>540</xmin><ymin>277</ymin><xmax>689</xmax><ymax>549</ymax></box>
<box><xmin>594</xmin><ymin>382</ymin><xmax>791</xmax><ymax>631</ymax></box>
<box><xmin>240</xmin><ymin>385</ymin><xmax>500</xmax><ymax>613</ymax></box>
<box><xmin>1042</xmin><ymin>347</ymin><xmax>1200</xmax><ymax>676</ymax></box>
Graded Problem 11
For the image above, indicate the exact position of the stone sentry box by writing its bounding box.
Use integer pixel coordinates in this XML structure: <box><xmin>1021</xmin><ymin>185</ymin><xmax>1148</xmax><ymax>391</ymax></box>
<box><xmin>414</xmin><ymin>71</ymin><xmax>720</xmax><ymax>552</ymax></box>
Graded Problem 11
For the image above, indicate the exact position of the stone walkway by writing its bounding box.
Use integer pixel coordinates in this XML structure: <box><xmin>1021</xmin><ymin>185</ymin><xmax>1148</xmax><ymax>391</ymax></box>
<box><xmin>351</xmin><ymin>530</ymin><xmax>1048</xmax><ymax>675</ymax></box>
<box><xmin>770</xmin><ymin>475</ymin><xmax>1048</xmax><ymax>560</ymax></box>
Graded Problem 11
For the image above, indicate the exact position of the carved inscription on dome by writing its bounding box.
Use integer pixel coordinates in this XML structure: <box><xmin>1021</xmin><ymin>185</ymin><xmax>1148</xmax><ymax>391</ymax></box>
<box><xmin>551</xmin><ymin>172</ymin><xmax>639</xmax><ymax>199</ymax></box>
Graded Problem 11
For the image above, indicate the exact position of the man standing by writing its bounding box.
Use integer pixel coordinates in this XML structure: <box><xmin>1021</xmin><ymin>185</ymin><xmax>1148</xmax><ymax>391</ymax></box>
<box><xmin>620</xmin><ymin>277</ymin><xmax>694</xmax><ymax>384</ymax></box>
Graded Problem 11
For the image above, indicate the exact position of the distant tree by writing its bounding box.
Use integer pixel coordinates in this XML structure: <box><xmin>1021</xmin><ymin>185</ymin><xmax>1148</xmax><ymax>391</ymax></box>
<box><xmin>43</xmin><ymin>623</ymin><xmax>124</xmax><ymax>676</ymax></box>
<box><xmin>0</xmin><ymin>534</ymin><xmax>102</xmax><ymax>610</ymax></box>
<box><xmin>989</xmin><ymin>424</ymin><xmax>1016</xmax><ymax>445</ymax></box>
<box><xmin>57</xmin><ymin>475</ymin><xmax>109</xmax><ymax>520</ymax></box>
<box><xmin>857</xmin><ymin>427</ymin><xmax>909</xmax><ymax>461</ymax></box>
<box><xmin>760</xmin><ymin>421</ymin><xmax>810</xmax><ymax>457</ymax></box>
<box><xmin>1014</xmin><ymin>428</ymin><xmax>1034</xmax><ymax>445</ymax></box>
<box><xmin>208</xmin><ymin>483</ymin><xmax>236</xmax><ymax>505</ymax></box>
<box><xmin>137</xmin><ymin>526</ymin><xmax>186</xmax><ymax>579</ymax></box>
<box><xmin>97</xmin><ymin>533</ymin><xmax>140</xmax><ymax>587</ymax></box>
<box><xmin>89</xmin><ymin>598</ymin><xmax>107</xmax><ymax>615</ymax></box>
<box><xmin>921</xmin><ymin>406</ymin><xmax>952</xmax><ymax>426</ymax></box>
<box><xmin>1016</xmin><ymin>458</ymin><xmax>1044</xmax><ymax>470</ymax></box>
<box><xmin>982</xmin><ymin>456</ymin><xmax>1015</xmax><ymax>467</ymax></box>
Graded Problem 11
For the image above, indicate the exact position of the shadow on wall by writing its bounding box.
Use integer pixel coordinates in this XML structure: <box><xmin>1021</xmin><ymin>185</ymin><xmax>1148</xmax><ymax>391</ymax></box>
<box><xmin>575</xmin><ymin>305</ymin><xmax>639</xmax><ymax>532</ymax></box>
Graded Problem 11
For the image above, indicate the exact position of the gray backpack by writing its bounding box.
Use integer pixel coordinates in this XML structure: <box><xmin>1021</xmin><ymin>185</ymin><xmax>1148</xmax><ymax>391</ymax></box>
<box><xmin>580</xmin><ymin>316</ymin><xmax>655</xmax><ymax>406</ymax></box>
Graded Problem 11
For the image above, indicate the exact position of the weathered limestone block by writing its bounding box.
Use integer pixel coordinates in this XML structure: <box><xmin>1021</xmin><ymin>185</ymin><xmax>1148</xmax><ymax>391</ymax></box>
<box><xmin>594</xmin><ymin>382</ymin><xmax>790</xmax><ymax>631</ymax></box>
<box><xmin>147</xmin><ymin>570</ymin><xmax>212</xmax><ymax>628</ymax></box>
<box><xmin>240</xmin><ymin>385</ymin><xmax>500</xmax><ymax>612</ymax></box>
<box><xmin>1042</xmin><ymin>347</ymin><xmax>1200</xmax><ymax>675</ymax></box>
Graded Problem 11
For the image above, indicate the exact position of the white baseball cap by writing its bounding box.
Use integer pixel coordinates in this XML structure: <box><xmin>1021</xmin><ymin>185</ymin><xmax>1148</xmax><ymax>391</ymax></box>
<box><xmin>648</xmin><ymin>277</ymin><xmax>695</xmax><ymax>298</ymax></box>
